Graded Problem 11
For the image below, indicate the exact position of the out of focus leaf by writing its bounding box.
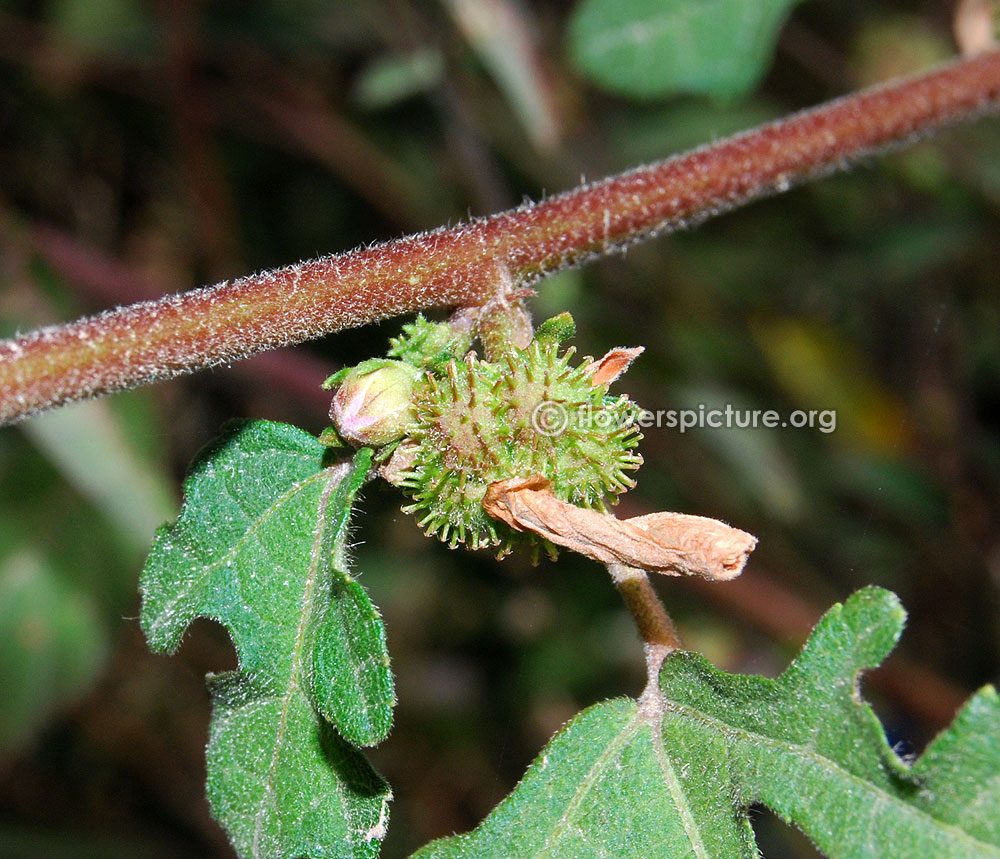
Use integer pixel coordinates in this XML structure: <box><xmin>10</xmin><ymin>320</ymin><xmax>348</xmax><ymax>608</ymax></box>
<box><xmin>829</xmin><ymin>452</ymin><xmax>949</xmax><ymax>526</ymax></box>
<box><xmin>48</xmin><ymin>0</ymin><xmax>154</xmax><ymax>54</ymax></box>
<box><xmin>21</xmin><ymin>399</ymin><xmax>175</xmax><ymax>551</ymax></box>
<box><xmin>0</xmin><ymin>548</ymin><xmax>106</xmax><ymax>750</ymax></box>
<box><xmin>754</xmin><ymin>319</ymin><xmax>913</xmax><ymax>455</ymax></box>
<box><xmin>602</xmin><ymin>99</ymin><xmax>778</xmax><ymax>168</ymax></box>
<box><xmin>0</xmin><ymin>390</ymin><xmax>171</xmax><ymax>751</ymax></box>
<box><xmin>446</xmin><ymin>0</ymin><xmax>560</xmax><ymax>148</ymax></box>
<box><xmin>671</xmin><ymin>382</ymin><xmax>805</xmax><ymax>521</ymax></box>
<box><xmin>850</xmin><ymin>15</ymin><xmax>951</xmax><ymax>87</ymax></box>
<box><xmin>353</xmin><ymin>49</ymin><xmax>444</xmax><ymax>110</ymax></box>
<box><xmin>568</xmin><ymin>0</ymin><xmax>804</xmax><ymax>99</ymax></box>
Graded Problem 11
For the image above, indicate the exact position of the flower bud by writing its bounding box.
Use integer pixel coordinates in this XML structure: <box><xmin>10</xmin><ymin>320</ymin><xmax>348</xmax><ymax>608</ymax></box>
<box><xmin>329</xmin><ymin>360</ymin><xmax>420</xmax><ymax>447</ymax></box>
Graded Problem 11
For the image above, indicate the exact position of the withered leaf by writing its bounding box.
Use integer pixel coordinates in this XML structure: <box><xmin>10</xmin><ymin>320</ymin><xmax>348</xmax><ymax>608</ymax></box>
<box><xmin>483</xmin><ymin>475</ymin><xmax>756</xmax><ymax>581</ymax></box>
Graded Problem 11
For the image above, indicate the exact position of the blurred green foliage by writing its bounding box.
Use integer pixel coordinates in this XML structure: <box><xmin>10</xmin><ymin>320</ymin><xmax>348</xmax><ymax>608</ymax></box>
<box><xmin>0</xmin><ymin>390</ymin><xmax>172</xmax><ymax>751</ymax></box>
<box><xmin>569</xmin><ymin>0</ymin><xmax>805</xmax><ymax>98</ymax></box>
<box><xmin>1</xmin><ymin>1</ymin><xmax>998</xmax><ymax>857</ymax></box>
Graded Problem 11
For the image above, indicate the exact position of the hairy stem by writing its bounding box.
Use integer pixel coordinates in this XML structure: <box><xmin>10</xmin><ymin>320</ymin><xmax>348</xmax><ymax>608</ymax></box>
<box><xmin>3</xmin><ymin>50</ymin><xmax>1000</xmax><ymax>425</ymax></box>
<box><xmin>607</xmin><ymin>564</ymin><xmax>682</xmax><ymax>694</ymax></box>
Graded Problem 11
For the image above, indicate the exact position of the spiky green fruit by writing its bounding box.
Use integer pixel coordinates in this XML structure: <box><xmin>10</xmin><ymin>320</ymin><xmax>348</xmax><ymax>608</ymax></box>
<box><xmin>324</xmin><ymin>312</ymin><xmax>645</xmax><ymax>557</ymax></box>
<box><xmin>389</xmin><ymin>339</ymin><xmax>643</xmax><ymax>555</ymax></box>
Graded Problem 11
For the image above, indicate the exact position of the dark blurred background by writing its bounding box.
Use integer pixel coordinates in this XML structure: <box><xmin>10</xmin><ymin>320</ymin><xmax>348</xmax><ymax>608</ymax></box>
<box><xmin>1</xmin><ymin>1</ymin><xmax>998</xmax><ymax>856</ymax></box>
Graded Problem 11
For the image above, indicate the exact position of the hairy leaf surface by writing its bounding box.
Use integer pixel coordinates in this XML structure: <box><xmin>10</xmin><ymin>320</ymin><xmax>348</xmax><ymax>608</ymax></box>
<box><xmin>141</xmin><ymin>420</ymin><xmax>393</xmax><ymax>859</ymax></box>
<box><xmin>415</xmin><ymin>587</ymin><xmax>1000</xmax><ymax>858</ymax></box>
<box><xmin>569</xmin><ymin>0</ymin><xmax>803</xmax><ymax>99</ymax></box>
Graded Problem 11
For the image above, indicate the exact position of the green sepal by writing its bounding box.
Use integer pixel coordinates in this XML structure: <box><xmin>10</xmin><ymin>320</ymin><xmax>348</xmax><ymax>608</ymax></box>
<box><xmin>322</xmin><ymin>367</ymin><xmax>354</xmax><ymax>390</ymax></box>
<box><xmin>318</xmin><ymin>426</ymin><xmax>349</xmax><ymax>449</ymax></box>
<box><xmin>534</xmin><ymin>311</ymin><xmax>577</xmax><ymax>347</ymax></box>
<box><xmin>323</xmin><ymin>358</ymin><xmax>407</xmax><ymax>391</ymax></box>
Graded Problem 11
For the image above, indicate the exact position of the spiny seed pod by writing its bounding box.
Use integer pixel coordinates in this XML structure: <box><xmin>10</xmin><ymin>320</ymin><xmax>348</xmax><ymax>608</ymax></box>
<box><xmin>385</xmin><ymin>337</ymin><xmax>643</xmax><ymax>556</ymax></box>
<box><xmin>327</xmin><ymin>359</ymin><xmax>421</xmax><ymax>447</ymax></box>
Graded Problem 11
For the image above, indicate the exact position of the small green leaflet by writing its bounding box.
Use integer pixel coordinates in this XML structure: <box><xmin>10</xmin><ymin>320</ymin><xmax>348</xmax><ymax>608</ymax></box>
<box><xmin>568</xmin><ymin>0</ymin><xmax>805</xmax><ymax>99</ymax></box>
<box><xmin>414</xmin><ymin>587</ymin><xmax>1000</xmax><ymax>858</ymax></box>
<box><xmin>140</xmin><ymin>420</ymin><xmax>394</xmax><ymax>859</ymax></box>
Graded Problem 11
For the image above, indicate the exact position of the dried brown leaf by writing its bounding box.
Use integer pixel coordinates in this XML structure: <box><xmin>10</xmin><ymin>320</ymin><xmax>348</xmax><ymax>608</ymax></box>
<box><xmin>483</xmin><ymin>476</ymin><xmax>756</xmax><ymax>581</ymax></box>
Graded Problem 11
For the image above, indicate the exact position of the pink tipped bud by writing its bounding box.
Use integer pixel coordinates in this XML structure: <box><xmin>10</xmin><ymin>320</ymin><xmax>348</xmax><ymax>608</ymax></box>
<box><xmin>329</xmin><ymin>361</ymin><xmax>420</xmax><ymax>447</ymax></box>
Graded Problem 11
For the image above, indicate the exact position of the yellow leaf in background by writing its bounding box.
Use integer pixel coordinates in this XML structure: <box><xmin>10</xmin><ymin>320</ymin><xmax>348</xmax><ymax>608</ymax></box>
<box><xmin>754</xmin><ymin>318</ymin><xmax>913</xmax><ymax>455</ymax></box>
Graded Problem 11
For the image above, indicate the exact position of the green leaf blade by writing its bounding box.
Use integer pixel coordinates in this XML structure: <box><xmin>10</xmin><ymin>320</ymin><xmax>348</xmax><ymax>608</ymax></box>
<box><xmin>208</xmin><ymin>672</ymin><xmax>390</xmax><ymax>859</ymax></box>
<box><xmin>909</xmin><ymin>686</ymin><xmax>1000</xmax><ymax>847</ymax></box>
<box><xmin>412</xmin><ymin>587</ymin><xmax>1000</xmax><ymax>858</ymax></box>
<box><xmin>312</xmin><ymin>568</ymin><xmax>395</xmax><ymax>747</ymax></box>
<box><xmin>660</xmin><ymin>586</ymin><xmax>1000</xmax><ymax>858</ymax></box>
<box><xmin>140</xmin><ymin>420</ymin><xmax>394</xmax><ymax>858</ymax></box>
<box><xmin>568</xmin><ymin>0</ymin><xmax>803</xmax><ymax>99</ymax></box>
<box><xmin>413</xmin><ymin>698</ymin><xmax>755</xmax><ymax>858</ymax></box>
<box><xmin>141</xmin><ymin>420</ymin><xmax>332</xmax><ymax>663</ymax></box>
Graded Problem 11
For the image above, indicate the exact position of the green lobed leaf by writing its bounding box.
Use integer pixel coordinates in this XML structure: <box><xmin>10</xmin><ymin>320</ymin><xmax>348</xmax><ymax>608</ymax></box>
<box><xmin>568</xmin><ymin>0</ymin><xmax>804</xmax><ymax>100</ymax></box>
<box><xmin>414</xmin><ymin>587</ymin><xmax>1000</xmax><ymax>858</ymax></box>
<box><xmin>140</xmin><ymin>420</ymin><xmax>394</xmax><ymax>859</ymax></box>
<box><xmin>413</xmin><ymin>696</ymin><xmax>756</xmax><ymax>858</ymax></box>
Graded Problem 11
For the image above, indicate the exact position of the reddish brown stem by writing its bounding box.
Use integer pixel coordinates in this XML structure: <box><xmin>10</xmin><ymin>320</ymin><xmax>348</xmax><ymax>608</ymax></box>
<box><xmin>607</xmin><ymin>564</ymin><xmax>682</xmax><ymax>696</ymax></box>
<box><xmin>3</xmin><ymin>50</ymin><xmax>1000</xmax><ymax>425</ymax></box>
